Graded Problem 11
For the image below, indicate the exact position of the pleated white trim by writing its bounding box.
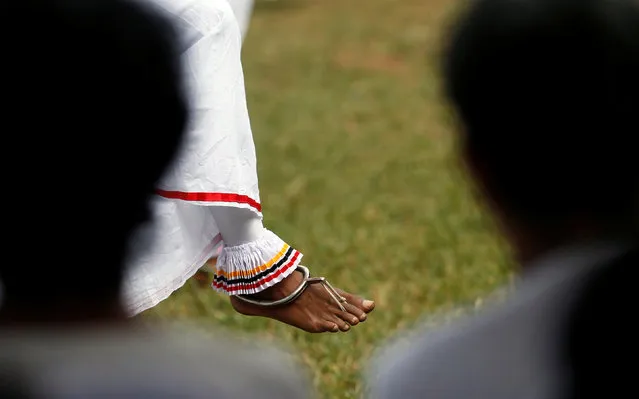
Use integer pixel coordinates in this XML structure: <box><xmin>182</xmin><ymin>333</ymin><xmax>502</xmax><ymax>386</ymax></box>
<box><xmin>211</xmin><ymin>230</ymin><xmax>303</xmax><ymax>295</ymax></box>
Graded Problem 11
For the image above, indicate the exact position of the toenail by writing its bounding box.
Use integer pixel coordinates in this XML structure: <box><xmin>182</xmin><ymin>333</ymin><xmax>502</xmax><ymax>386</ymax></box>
<box><xmin>363</xmin><ymin>300</ymin><xmax>374</xmax><ymax>309</ymax></box>
<box><xmin>352</xmin><ymin>318</ymin><xmax>358</xmax><ymax>324</ymax></box>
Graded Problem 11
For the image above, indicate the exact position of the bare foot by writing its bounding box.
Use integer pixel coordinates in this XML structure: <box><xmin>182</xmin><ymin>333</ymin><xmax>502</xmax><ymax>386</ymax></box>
<box><xmin>230</xmin><ymin>269</ymin><xmax>375</xmax><ymax>333</ymax></box>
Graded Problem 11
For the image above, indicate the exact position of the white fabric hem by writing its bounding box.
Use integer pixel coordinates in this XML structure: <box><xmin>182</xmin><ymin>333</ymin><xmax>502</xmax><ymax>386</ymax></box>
<box><xmin>125</xmin><ymin>235</ymin><xmax>222</xmax><ymax>316</ymax></box>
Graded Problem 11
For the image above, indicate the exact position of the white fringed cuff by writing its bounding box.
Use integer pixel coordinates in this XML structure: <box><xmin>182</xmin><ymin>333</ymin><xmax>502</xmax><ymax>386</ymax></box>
<box><xmin>211</xmin><ymin>229</ymin><xmax>303</xmax><ymax>295</ymax></box>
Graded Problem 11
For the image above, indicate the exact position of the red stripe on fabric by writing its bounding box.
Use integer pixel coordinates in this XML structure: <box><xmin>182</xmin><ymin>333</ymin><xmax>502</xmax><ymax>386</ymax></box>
<box><xmin>156</xmin><ymin>190</ymin><xmax>261</xmax><ymax>212</ymax></box>
<box><xmin>212</xmin><ymin>250</ymin><xmax>301</xmax><ymax>293</ymax></box>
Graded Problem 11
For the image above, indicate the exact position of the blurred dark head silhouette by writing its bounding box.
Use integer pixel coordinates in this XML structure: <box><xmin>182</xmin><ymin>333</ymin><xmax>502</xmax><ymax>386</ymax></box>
<box><xmin>444</xmin><ymin>0</ymin><xmax>638</xmax><ymax>259</ymax></box>
<box><xmin>445</xmin><ymin>1</ymin><xmax>638</xmax><ymax>398</ymax></box>
<box><xmin>0</xmin><ymin>0</ymin><xmax>187</xmax><ymax>321</ymax></box>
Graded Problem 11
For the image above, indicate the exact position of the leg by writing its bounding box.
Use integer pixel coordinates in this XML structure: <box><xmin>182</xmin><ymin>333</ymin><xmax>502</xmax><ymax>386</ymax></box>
<box><xmin>227</xmin><ymin>0</ymin><xmax>255</xmax><ymax>41</ymax></box>
<box><xmin>194</xmin><ymin>258</ymin><xmax>216</xmax><ymax>288</ymax></box>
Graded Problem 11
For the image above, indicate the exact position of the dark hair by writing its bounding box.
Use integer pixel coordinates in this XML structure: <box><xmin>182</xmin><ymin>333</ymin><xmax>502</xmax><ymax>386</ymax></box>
<box><xmin>0</xmin><ymin>0</ymin><xmax>187</xmax><ymax>304</ymax></box>
<box><xmin>562</xmin><ymin>247</ymin><xmax>636</xmax><ymax>399</ymax></box>
<box><xmin>444</xmin><ymin>0</ymin><xmax>639</xmax><ymax>232</ymax></box>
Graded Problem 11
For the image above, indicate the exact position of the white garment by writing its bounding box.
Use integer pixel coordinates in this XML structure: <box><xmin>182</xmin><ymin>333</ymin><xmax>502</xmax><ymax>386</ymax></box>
<box><xmin>124</xmin><ymin>0</ymin><xmax>301</xmax><ymax>316</ymax></box>
<box><xmin>0</xmin><ymin>324</ymin><xmax>309</xmax><ymax>398</ymax></box>
<box><xmin>227</xmin><ymin>0</ymin><xmax>254</xmax><ymax>40</ymax></box>
<box><xmin>368</xmin><ymin>241</ymin><xmax>628</xmax><ymax>399</ymax></box>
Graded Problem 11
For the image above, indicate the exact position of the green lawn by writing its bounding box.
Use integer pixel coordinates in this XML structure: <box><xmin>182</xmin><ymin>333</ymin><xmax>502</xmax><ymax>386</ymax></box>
<box><xmin>148</xmin><ymin>0</ymin><xmax>513</xmax><ymax>397</ymax></box>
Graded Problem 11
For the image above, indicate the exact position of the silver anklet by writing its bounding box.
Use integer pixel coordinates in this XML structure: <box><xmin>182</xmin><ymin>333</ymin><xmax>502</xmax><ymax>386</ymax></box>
<box><xmin>232</xmin><ymin>265</ymin><xmax>347</xmax><ymax>312</ymax></box>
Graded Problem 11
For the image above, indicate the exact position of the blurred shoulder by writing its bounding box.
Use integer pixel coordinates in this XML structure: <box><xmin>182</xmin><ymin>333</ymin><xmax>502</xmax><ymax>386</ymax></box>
<box><xmin>153</xmin><ymin>325</ymin><xmax>312</xmax><ymax>398</ymax></box>
<box><xmin>0</xmin><ymin>325</ymin><xmax>311</xmax><ymax>399</ymax></box>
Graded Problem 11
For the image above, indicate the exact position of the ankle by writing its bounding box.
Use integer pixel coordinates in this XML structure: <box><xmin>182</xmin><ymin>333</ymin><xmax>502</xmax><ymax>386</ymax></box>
<box><xmin>243</xmin><ymin>270</ymin><xmax>304</xmax><ymax>301</ymax></box>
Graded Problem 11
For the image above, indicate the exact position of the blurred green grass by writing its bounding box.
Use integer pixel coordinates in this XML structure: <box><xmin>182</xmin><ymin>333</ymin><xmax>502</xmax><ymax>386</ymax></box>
<box><xmin>147</xmin><ymin>0</ymin><xmax>513</xmax><ymax>397</ymax></box>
